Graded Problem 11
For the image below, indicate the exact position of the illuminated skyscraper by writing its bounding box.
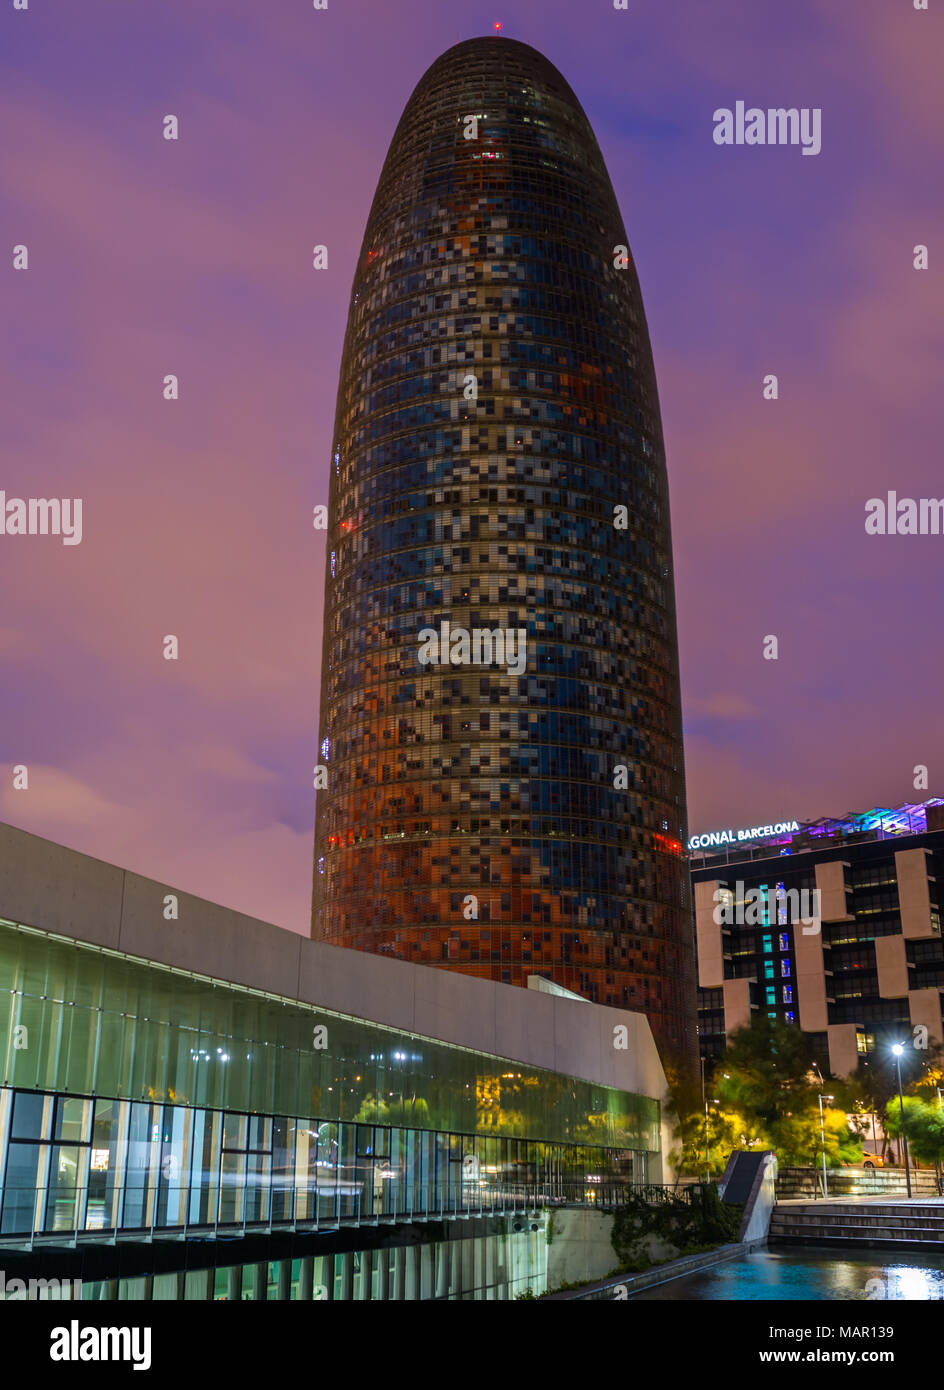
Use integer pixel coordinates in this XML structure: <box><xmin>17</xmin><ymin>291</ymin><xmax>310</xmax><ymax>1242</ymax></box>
<box><xmin>313</xmin><ymin>36</ymin><xmax>696</xmax><ymax>1063</ymax></box>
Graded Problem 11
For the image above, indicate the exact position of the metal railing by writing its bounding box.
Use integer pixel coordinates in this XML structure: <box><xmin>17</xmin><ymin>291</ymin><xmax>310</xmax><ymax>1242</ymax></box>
<box><xmin>0</xmin><ymin>1173</ymin><xmax>669</xmax><ymax>1247</ymax></box>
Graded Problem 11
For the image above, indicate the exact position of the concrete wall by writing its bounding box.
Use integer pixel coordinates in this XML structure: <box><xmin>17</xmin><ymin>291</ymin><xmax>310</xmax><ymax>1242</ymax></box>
<box><xmin>815</xmin><ymin>858</ymin><xmax>853</xmax><ymax>925</ymax></box>
<box><xmin>896</xmin><ymin>848</ymin><xmax>935</xmax><ymax>939</ymax></box>
<box><xmin>0</xmin><ymin>821</ymin><xmax>675</xmax><ymax>1173</ymax></box>
<box><xmin>545</xmin><ymin>1208</ymin><xmax>618</xmax><ymax>1288</ymax></box>
<box><xmin>741</xmin><ymin>1152</ymin><xmax>778</xmax><ymax>1243</ymax></box>
<box><xmin>695</xmin><ymin>879</ymin><xmax>725</xmax><ymax>988</ymax></box>
<box><xmin>827</xmin><ymin>1023</ymin><xmax>860</xmax><ymax>1078</ymax></box>
<box><xmin>793</xmin><ymin>860</ymin><xmax>848</xmax><ymax>1032</ymax></box>
<box><xmin>874</xmin><ymin>933</ymin><xmax>909</xmax><ymax>998</ymax></box>
<box><xmin>723</xmin><ymin>977</ymin><xmax>753</xmax><ymax>1034</ymax></box>
<box><xmin>909</xmin><ymin>987</ymin><xmax>944</xmax><ymax>1048</ymax></box>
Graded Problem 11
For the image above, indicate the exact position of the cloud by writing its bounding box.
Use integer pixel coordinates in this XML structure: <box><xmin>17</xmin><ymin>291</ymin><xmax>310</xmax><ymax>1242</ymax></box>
<box><xmin>688</xmin><ymin>693</ymin><xmax>760</xmax><ymax>719</ymax></box>
<box><xmin>1</xmin><ymin>0</ymin><xmax>941</xmax><ymax>923</ymax></box>
<box><xmin>0</xmin><ymin>767</ymin><xmax>120</xmax><ymax>828</ymax></box>
<box><xmin>0</xmin><ymin>742</ymin><xmax>313</xmax><ymax>933</ymax></box>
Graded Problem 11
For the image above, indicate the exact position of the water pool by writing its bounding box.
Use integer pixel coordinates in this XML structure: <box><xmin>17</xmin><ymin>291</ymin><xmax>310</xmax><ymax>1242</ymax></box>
<box><xmin>629</xmin><ymin>1247</ymin><xmax>944</xmax><ymax>1300</ymax></box>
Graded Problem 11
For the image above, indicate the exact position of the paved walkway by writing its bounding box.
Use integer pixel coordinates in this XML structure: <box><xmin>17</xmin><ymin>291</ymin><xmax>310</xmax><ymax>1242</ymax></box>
<box><xmin>778</xmin><ymin>1195</ymin><xmax>944</xmax><ymax>1206</ymax></box>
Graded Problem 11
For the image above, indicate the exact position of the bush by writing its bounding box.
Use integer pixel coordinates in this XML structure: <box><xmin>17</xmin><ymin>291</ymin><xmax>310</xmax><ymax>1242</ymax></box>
<box><xmin>611</xmin><ymin>1186</ymin><xmax>742</xmax><ymax>1271</ymax></box>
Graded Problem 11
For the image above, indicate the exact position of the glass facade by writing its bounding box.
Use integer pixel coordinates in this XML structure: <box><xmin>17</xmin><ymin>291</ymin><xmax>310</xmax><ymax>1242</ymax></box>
<box><xmin>694</xmin><ymin>820</ymin><xmax>944</xmax><ymax>1064</ymax></box>
<box><xmin>26</xmin><ymin>1231</ymin><xmax>552</xmax><ymax>1302</ymax></box>
<box><xmin>312</xmin><ymin>35</ymin><xmax>695</xmax><ymax>1064</ymax></box>
<box><xmin>716</xmin><ymin>871</ymin><xmax>810</xmax><ymax>1036</ymax></box>
<box><xmin>0</xmin><ymin>1083</ymin><xmax>645</xmax><ymax>1241</ymax></box>
<box><xmin>0</xmin><ymin>916</ymin><xmax>658</xmax><ymax>1242</ymax></box>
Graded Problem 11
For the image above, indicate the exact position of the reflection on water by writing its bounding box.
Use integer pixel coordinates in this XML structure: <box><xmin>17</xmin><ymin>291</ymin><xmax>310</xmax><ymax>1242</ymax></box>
<box><xmin>630</xmin><ymin>1248</ymin><xmax>944</xmax><ymax>1300</ymax></box>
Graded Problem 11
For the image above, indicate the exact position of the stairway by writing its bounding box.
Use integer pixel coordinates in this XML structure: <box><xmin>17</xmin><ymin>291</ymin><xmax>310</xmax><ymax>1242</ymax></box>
<box><xmin>776</xmin><ymin>1166</ymin><xmax>940</xmax><ymax>1199</ymax></box>
<box><xmin>770</xmin><ymin>1199</ymin><xmax>944</xmax><ymax>1251</ymax></box>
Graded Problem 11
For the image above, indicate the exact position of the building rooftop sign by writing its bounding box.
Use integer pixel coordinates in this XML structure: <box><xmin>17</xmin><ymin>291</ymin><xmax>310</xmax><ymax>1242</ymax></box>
<box><xmin>688</xmin><ymin>821</ymin><xmax>800</xmax><ymax>851</ymax></box>
<box><xmin>688</xmin><ymin>799</ymin><xmax>944</xmax><ymax>857</ymax></box>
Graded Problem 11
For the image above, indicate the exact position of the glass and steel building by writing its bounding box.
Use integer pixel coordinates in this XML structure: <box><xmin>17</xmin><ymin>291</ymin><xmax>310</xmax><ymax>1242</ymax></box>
<box><xmin>691</xmin><ymin>799</ymin><xmax>944</xmax><ymax>1076</ymax></box>
<box><xmin>312</xmin><ymin>35</ymin><xmax>695</xmax><ymax>1065</ymax></box>
<box><xmin>0</xmin><ymin>821</ymin><xmax>669</xmax><ymax>1299</ymax></box>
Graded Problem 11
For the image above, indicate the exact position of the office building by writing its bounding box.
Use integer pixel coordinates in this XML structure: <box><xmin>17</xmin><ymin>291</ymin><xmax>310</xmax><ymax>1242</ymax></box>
<box><xmin>0</xmin><ymin>822</ymin><xmax>671</xmax><ymax>1300</ymax></box>
<box><xmin>312</xmin><ymin>35</ymin><xmax>694</xmax><ymax>1062</ymax></box>
<box><xmin>692</xmin><ymin>800</ymin><xmax>944</xmax><ymax>1077</ymax></box>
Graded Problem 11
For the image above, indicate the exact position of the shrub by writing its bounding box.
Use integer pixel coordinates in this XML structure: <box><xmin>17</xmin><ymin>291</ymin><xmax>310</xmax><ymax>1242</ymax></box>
<box><xmin>611</xmin><ymin>1186</ymin><xmax>742</xmax><ymax>1270</ymax></box>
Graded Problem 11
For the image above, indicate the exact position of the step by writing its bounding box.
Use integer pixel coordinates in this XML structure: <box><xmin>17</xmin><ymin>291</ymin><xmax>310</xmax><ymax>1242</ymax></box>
<box><xmin>776</xmin><ymin>1203</ymin><xmax>944</xmax><ymax>1216</ymax></box>
<box><xmin>776</xmin><ymin>1189</ymin><xmax>940</xmax><ymax>1200</ymax></box>
<box><xmin>772</xmin><ymin>1211</ymin><xmax>944</xmax><ymax>1224</ymax></box>
<box><xmin>771</xmin><ymin>1222</ymin><xmax>944</xmax><ymax>1239</ymax></box>
<box><xmin>772</xmin><ymin>1234</ymin><xmax>944</xmax><ymax>1250</ymax></box>
<box><xmin>772</xmin><ymin>1211</ymin><xmax>944</xmax><ymax>1222</ymax></box>
<box><xmin>772</xmin><ymin>1210</ymin><xmax>944</xmax><ymax>1224</ymax></box>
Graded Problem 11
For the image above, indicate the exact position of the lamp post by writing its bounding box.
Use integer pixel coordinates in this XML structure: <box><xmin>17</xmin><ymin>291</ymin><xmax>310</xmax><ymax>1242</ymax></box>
<box><xmin>705</xmin><ymin>1100</ymin><xmax>720</xmax><ymax>1178</ymax></box>
<box><xmin>817</xmin><ymin>1091</ymin><xmax>834</xmax><ymax>1198</ymax></box>
<box><xmin>892</xmin><ymin>1044</ymin><xmax>912</xmax><ymax>1199</ymax></box>
<box><xmin>700</xmin><ymin>1055</ymin><xmax>708</xmax><ymax>1181</ymax></box>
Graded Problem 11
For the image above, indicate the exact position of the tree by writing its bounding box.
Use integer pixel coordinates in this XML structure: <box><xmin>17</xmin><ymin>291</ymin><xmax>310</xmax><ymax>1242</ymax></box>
<box><xmin>663</xmin><ymin>1057</ymin><xmax>760</xmax><ymax>1178</ymax></box>
<box><xmin>907</xmin><ymin>1105</ymin><xmax>944</xmax><ymax>1193</ymax></box>
<box><xmin>822</xmin><ymin>1106</ymin><xmax>865</xmax><ymax>1168</ymax></box>
<box><xmin>908</xmin><ymin>1045</ymin><xmax>944</xmax><ymax>1106</ymax></box>
<box><xmin>668</xmin><ymin>1100</ymin><xmax>760</xmax><ymax>1179</ymax></box>
<box><xmin>353</xmin><ymin>1094</ymin><xmax>430</xmax><ymax>1127</ymax></box>
<box><xmin>843</xmin><ymin>1036</ymin><xmax>909</xmax><ymax>1162</ymax></box>
<box><xmin>719</xmin><ymin>1015</ymin><xmax>817</xmax><ymax>1125</ymax></box>
<box><xmin>884</xmin><ymin>1096</ymin><xmax>944</xmax><ymax>1190</ymax></box>
<box><xmin>684</xmin><ymin>1021</ymin><xmax>869</xmax><ymax>1173</ymax></box>
<box><xmin>716</xmin><ymin>1017</ymin><xmax>860</xmax><ymax>1167</ymax></box>
<box><xmin>664</xmin><ymin>1062</ymin><xmax>717</xmax><ymax>1178</ymax></box>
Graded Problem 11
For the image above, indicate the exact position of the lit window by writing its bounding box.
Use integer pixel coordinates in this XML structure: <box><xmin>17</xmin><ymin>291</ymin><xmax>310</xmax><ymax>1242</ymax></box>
<box><xmin>776</xmin><ymin>883</ymin><xmax>787</xmax><ymax>925</ymax></box>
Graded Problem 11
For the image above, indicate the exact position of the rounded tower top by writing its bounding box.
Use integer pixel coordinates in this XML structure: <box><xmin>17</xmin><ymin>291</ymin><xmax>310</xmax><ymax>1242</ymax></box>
<box><xmin>313</xmin><ymin>37</ymin><xmax>695</xmax><ymax>1068</ymax></box>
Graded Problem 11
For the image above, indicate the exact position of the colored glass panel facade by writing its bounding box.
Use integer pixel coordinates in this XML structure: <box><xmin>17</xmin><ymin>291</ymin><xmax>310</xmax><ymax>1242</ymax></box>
<box><xmin>312</xmin><ymin>35</ymin><xmax>694</xmax><ymax>1063</ymax></box>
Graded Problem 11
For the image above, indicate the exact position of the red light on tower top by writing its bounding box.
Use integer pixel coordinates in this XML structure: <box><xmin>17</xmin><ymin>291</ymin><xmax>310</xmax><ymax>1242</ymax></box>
<box><xmin>494</xmin><ymin>21</ymin><xmax>502</xmax><ymax>31</ymax></box>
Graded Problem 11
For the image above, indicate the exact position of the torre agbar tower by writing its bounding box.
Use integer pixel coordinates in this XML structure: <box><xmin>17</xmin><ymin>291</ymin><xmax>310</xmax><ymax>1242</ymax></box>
<box><xmin>313</xmin><ymin>36</ymin><xmax>696</xmax><ymax>1065</ymax></box>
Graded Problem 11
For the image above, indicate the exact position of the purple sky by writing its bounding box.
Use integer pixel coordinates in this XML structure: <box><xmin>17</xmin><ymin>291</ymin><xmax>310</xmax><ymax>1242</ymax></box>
<box><xmin>2</xmin><ymin>0</ymin><xmax>941</xmax><ymax>932</ymax></box>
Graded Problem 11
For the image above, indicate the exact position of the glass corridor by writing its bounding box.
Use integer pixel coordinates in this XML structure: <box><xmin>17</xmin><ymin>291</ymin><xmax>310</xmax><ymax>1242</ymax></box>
<box><xmin>0</xmin><ymin>917</ymin><xmax>660</xmax><ymax>1153</ymax></box>
<box><xmin>0</xmin><ymin>1085</ymin><xmax>648</xmax><ymax>1243</ymax></box>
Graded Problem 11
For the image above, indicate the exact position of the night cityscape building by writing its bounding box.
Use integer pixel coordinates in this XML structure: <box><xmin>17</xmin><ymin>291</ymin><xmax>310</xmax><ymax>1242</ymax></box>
<box><xmin>0</xmin><ymin>821</ymin><xmax>671</xmax><ymax>1300</ymax></box>
<box><xmin>692</xmin><ymin>799</ymin><xmax>944</xmax><ymax>1078</ymax></box>
<box><xmin>312</xmin><ymin>35</ymin><xmax>695</xmax><ymax>1064</ymax></box>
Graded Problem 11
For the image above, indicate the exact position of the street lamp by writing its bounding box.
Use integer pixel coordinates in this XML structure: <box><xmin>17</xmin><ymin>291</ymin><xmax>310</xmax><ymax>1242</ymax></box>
<box><xmin>705</xmin><ymin>1099</ymin><xmax>720</xmax><ymax>1177</ymax></box>
<box><xmin>704</xmin><ymin>1092</ymin><xmax>709</xmax><ymax>1178</ymax></box>
<box><xmin>891</xmin><ymin>1044</ymin><xmax>912</xmax><ymax>1199</ymax></box>
<box><xmin>700</xmin><ymin>1055</ymin><xmax>708</xmax><ymax>1180</ymax></box>
<box><xmin>817</xmin><ymin>1092</ymin><xmax>834</xmax><ymax>1197</ymax></box>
